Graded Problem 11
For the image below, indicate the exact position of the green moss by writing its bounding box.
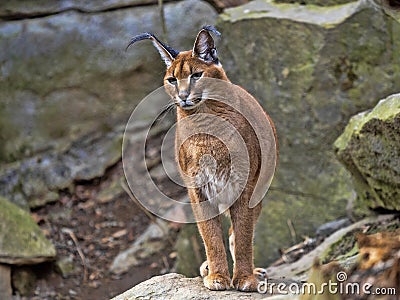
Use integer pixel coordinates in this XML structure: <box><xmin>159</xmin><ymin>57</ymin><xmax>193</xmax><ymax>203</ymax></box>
<box><xmin>220</xmin><ymin>0</ymin><xmax>359</xmax><ymax>26</ymax></box>
<box><xmin>334</xmin><ymin>94</ymin><xmax>400</xmax><ymax>151</ymax></box>
<box><xmin>0</xmin><ymin>196</ymin><xmax>56</xmax><ymax>262</ymax></box>
<box><xmin>334</xmin><ymin>94</ymin><xmax>400</xmax><ymax>213</ymax></box>
<box><xmin>322</xmin><ymin>217</ymin><xmax>400</xmax><ymax>263</ymax></box>
<box><xmin>255</xmin><ymin>189</ymin><xmax>348</xmax><ymax>266</ymax></box>
<box><xmin>321</xmin><ymin>229</ymin><xmax>360</xmax><ymax>263</ymax></box>
<box><xmin>273</xmin><ymin>0</ymin><xmax>354</xmax><ymax>5</ymax></box>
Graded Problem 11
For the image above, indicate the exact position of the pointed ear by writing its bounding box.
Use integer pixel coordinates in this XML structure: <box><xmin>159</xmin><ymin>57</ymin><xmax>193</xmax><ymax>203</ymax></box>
<box><xmin>192</xmin><ymin>26</ymin><xmax>221</xmax><ymax>64</ymax></box>
<box><xmin>126</xmin><ymin>33</ymin><xmax>179</xmax><ymax>67</ymax></box>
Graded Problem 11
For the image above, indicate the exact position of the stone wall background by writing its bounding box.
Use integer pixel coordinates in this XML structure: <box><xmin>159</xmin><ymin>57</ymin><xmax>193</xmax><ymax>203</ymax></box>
<box><xmin>0</xmin><ymin>0</ymin><xmax>216</xmax><ymax>162</ymax></box>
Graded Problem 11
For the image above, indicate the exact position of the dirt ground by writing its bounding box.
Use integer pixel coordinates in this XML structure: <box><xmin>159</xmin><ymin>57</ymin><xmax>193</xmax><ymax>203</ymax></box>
<box><xmin>21</xmin><ymin>161</ymin><xmax>177</xmax><ymax>300</ymax></box>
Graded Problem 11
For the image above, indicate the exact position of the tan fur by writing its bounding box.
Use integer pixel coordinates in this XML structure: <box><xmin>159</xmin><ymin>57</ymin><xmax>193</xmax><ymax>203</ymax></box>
<box><xmin>165</xmin><ymin>53</ymin><xmax>276</xmax><ymax>291</ymax></box>
<box><xmin>131</xmin><ymin>28</ymin><xmax>277</xmax><ymax>291</ymax></box>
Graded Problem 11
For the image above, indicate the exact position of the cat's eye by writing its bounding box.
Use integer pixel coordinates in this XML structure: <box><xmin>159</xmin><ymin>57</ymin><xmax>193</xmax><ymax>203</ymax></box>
<box><xmin>167</xmin><ymin>77</ymin><xmax>177</xmax><ymax>85</ymax></box>
<box><xmin>191</xmin><ymin>72</ymin><xmax>203</xmax><ymax>80</ymax></box>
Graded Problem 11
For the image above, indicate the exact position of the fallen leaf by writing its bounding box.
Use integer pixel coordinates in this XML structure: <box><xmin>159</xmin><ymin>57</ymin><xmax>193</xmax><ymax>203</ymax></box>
<box><xmin>112</xmin><ymin>229</ymin><xmax>128</xmax><ymax>239</ymax></box>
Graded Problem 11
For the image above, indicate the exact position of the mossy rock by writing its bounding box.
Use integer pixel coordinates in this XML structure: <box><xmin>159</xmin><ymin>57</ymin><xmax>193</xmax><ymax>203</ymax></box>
<box><xmin>334</xmin><ymin>94</ymin><xmax>400</xmax><ymax>214</ymax></box>
<box><xmin>0</xmin><ymin>197</ymin><xmax>56</xmax><ymax>264</ymax></box>
<box><xmin>321</xmin><ymin>215</ymin><xmax>400</xmax><ymax>263</ymax></box>
<box><xmin>273</xmin><ymin>0</ymin><xmax>354</xmax><ymax>6</ymax></box>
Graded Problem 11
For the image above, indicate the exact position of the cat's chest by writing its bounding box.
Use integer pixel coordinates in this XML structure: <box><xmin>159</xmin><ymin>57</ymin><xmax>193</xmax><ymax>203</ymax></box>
<box><xmin>196</xmin><ymin>168</ymin><xmax>241</xmax><ymax>212</ymax></box>
<box><xmin>178</xmin><ymin>136</ymin><xmax>243</xmax><ymax>211</ymax></box>
<box><xmin>178</xmin><ymin>134</ymin><xmax>230</xmax><ymax>173</ymax></box>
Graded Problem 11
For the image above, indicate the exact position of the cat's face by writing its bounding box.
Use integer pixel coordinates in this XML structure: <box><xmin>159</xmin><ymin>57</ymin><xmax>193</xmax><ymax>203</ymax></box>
<box><xmin>125</xmin><ymin>26</ymin><xmax>227</xmax><ymax>111</ymax></box>
<box><xmin>163</xmin><ymin>51</ymin><xmax>227</xmax><ymax>110</ymax></box>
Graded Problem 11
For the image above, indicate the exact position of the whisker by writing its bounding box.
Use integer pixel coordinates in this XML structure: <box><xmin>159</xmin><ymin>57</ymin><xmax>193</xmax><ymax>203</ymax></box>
<box><xmin>155</xmin><ymin>101</ymin><xmax>176</xmax><ymax>123</ymax></box>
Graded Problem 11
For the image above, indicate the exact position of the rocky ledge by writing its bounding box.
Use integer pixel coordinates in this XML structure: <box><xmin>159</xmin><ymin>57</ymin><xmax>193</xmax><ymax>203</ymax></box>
<box><xmin>112</xmin><ymin>214</ymin><xmax>400</xmax><ymax>300</ymax></box>
<box><xmin>111</xmin><ymin>273</ymin><xmax>271</xmax><ymax>300</ymax></box>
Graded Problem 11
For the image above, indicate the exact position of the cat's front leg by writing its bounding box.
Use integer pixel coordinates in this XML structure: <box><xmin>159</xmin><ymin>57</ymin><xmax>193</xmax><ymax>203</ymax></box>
<box><xmin>189</xmin><ymin>188</ymin><xmax>230</xmax><ymax>290</ymax></box>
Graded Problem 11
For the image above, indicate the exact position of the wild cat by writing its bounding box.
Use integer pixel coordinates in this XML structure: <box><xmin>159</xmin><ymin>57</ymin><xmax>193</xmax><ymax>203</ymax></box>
<box><xmin>127</xmin><ymin>26</ymin><xmax>277</xmax><ymax>291</ymax></box>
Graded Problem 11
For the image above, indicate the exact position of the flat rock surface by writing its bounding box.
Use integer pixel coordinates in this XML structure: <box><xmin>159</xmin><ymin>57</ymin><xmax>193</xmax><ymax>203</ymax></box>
<box><xmin>112</xmin><ymin>273</ymin><xmax>269</xmax><ymax>300</ymax></box>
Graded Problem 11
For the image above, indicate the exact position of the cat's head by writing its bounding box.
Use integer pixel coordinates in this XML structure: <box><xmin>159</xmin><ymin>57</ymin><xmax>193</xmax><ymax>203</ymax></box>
<box><xmin>127</xmin><ymin>26</ymin><xmax>228</xmax><ymax>110</ymax></box>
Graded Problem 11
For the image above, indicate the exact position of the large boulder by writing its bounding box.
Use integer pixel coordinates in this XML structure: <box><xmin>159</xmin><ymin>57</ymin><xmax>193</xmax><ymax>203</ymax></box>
<box><xmin>0</xmin><ymin>196</ymin><xmax>56</xmax><ymax>264</ymax></box>
<box><xmin>217</xmin><ymin>0</ymin><xmax>400</xmax><ymax>265</ymax></box>
<box><xmin>0</xmin><ymin>196</ymin><xmax>56</xmax><ymax>300</ymax></box>
<box><xmin>0</xmin><ymin>0</ymin><xmax>217</xmax><ymax>208</ymax></box>
<box><xmin>0</xmin><ymin>128</ymin><xmax>123</xmax><ymax>209</ymax></box>
<box><xmin>0</xmin><ymin>0</ymin><xmax>217</xmax><ymax>163</ymax></box>
<box><xmin>334</xmin><ymin>94</ymin><xmax>400</xmax><ymax>215</ymax></box>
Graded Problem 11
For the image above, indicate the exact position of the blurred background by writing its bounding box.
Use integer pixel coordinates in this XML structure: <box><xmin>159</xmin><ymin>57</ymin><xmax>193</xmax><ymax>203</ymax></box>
<box><xmin>0</xmin><ymin>0</ymin><xmax>399</xmax><ymax>299</ymax></box>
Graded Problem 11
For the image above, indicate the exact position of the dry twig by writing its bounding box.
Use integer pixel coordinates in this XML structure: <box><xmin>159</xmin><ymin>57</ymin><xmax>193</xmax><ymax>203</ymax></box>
<box><xmin>62</xmin><ymin>228</ymin><xmax>89</xmax><ymax>283</ymax></box>
<box><xmin>287</xmin><ymin>219</ymin><xmax>297</xmax><ymax>244</ymax></box>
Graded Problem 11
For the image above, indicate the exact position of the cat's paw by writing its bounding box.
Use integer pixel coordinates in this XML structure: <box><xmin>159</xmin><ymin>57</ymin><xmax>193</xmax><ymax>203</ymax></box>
<box><xmin>253</xmin><ymin>267</ymin><xmax>267</xmax><ymax>280</ymax></box>
<box><xmin>232</xmin><ymin>274</ymin><xmax>260</xmax><ymax>292</ymax></box>
<box><xmin>203</xmin><ymin>273</ymin><xmax>231</xmax><ymax>290</ymax></box>
<box><xmin>200</xmin><ymin>260</ymin><xmax>209</xmax><ymax>277</ymax></box>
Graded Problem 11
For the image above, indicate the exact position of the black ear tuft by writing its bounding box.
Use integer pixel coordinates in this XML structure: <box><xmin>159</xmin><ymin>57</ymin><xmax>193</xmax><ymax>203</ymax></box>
<box><xmin>201</xmin><ymin>25</ymin><xmax>221</xmax><ymax>37</ymax></box>
<box><xmin>126</xmin><ymin>32</ymin><xmax>179</xmax><ymax>67</ymax></box>
<box><xmin>192</xmin><ymin>25</ymin><xmax>221</xmax><ymax>65</ymax></box>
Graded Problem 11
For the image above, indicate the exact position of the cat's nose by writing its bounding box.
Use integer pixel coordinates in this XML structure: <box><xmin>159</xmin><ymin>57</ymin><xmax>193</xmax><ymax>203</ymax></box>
<box><xmin>178</xmin><ymin>90</ymin><xmax>190</xmax><ymax>100</ymax></box>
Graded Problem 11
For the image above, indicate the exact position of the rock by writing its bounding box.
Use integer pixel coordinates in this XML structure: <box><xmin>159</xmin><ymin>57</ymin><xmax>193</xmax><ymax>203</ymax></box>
<box><xmin>302</xmin><ymin>229</ymin><xmax>400</xmax><ymax>300</ymax></box>
<box><xmin>0</xmin><ymin>264</ymin><xmax>12</xmax><ymax>300</ymax></box>
<box><xmin>111</xmin><ymin>273</ymin><xmax>266</xmax><ymax>300</ymax></box>
<box><xmin>371</xmin><ymin>0</ymin><xmax>400</xmax><ymax>23</ymax></box>
<box><xmin>300</xmin><ymin>260</ymin><xmax>343</xmax><ymax>300</ymax></box>
<box><xmin>0</xmin><ymin>0</ymin><xmax>170</xmax><ymax>19</ymax></box>
<box><xmin>111</xmin><ymin>272</ymin><xmax>305</xmax><ymax>299</ymax></box>
<box><xmin>273</xmin><ymin>0</ymin><xmax>354</xmax><ymax>6</ymax></box>
<box><xmin>316</xmin><ymin>218</ymin><xmax>351</xmax><ymax>239</ymax></box>
<box><xmin>97</xmin><ymin>176</ymin><xmax>125</xmax><ymax>203</ymax></box>
<box><xmin>0</xmin><ymin>197</ymin><xmax>55</xmax><ymax>298</ymax></box>
<box><xmin>334</xmin><ymin>94</ymin><xmax>400</xmax><ymax>214</ymax></box>
<box><xmin>0</xmin><ymin>196</ymin><xmax>56</xmax><ymax>264</ymax></box>
<box><xmin>55</xmin><ymin>255</ymin><xmax>80</xmax><ymax>278</ymax></box>
<box><xmin>112</xmin><ymin>216</ymin><xmax>398</xmax><ymax>300</ymax></box>
<box><xmin>266</xmin><ymin>214</ymin><xmax>397</xmax><ymax>279</ymax></box>
<box><xmin>0</xmin><ymin>0</ymin><xmax>216</xmax><ymax>164</ymax></box>
<box><xmin>202</xmin><ymin>0</ymin><xmax>250</xmax><ymax>12</ymax></box>
<box><xmin>110</xmin><ymin>220</ymin><xmax>170</xmax><ymax>275</ymax></box>
<box><xmin>0</xmin><ymin>128</ymin><xmax>123</xmax><ymax>209</ymax></box>
<box><xmin>0</xmin><ymin>102</ymin><xmax>177</xmax><ymax>210</ymax></box>
<box><xmin>218</xmin><ymin>0</ymin><xmax>400</xmax><ymax>265</ymax></box>
<box><xmin>11</xmin><ymin>267</ymin><xmax>37</xmax><ymax>297</ymax></box>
